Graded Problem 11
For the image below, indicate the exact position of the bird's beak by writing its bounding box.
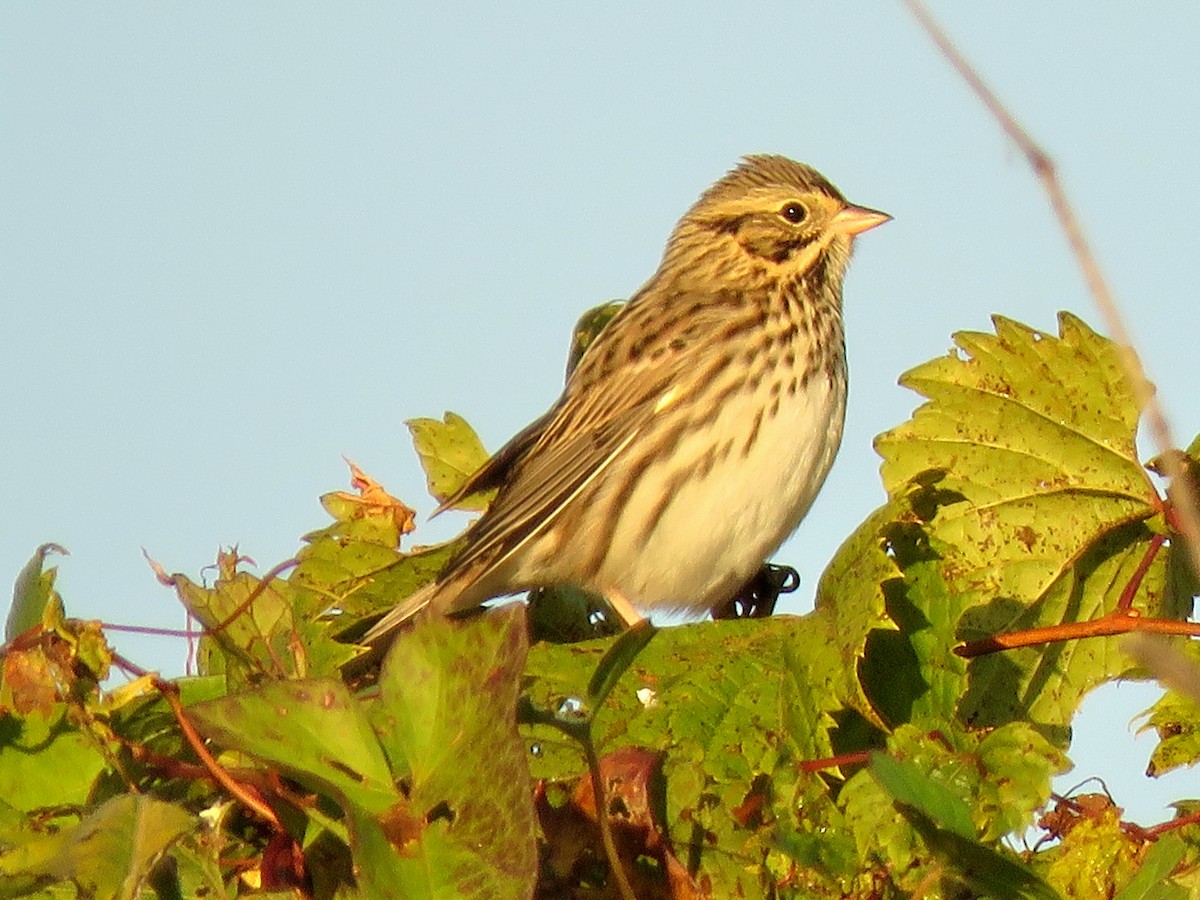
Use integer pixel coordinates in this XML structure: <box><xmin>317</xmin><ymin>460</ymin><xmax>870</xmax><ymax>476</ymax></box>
<box><xmin>833</xmin><ymin>204</ymin><xmax>892</xmax><ymax>235</ymax></box>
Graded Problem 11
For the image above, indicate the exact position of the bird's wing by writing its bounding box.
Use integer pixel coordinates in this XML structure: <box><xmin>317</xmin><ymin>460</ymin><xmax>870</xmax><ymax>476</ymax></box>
<box><xmin>439</xmin><ymin>382</ymin><xmax>669</xmax><ymax>597</ymax></box>
<box><xmin>433</xmin><ymin>412</ymin><xmax>552</xmax><ymax>516</ymax></box>
<box><xmin>439</xmin><ymin>296</ymin><xmax>737</xmax><ymax>602</ymax></box>
<box><xmin>361</xmin><ymin>362</ymin><xmax>680</xmax><ymax>638</ymax></box>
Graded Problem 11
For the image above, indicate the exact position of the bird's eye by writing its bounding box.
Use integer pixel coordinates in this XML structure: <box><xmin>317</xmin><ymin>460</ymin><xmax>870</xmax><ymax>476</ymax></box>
<box><xmin>779</xmin><ymin>202</ymin><xmax>808</xmax><ymax>224</ymax></box>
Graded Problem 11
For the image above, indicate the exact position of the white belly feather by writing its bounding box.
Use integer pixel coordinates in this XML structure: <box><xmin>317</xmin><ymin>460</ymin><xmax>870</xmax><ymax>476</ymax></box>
<box><xmin>582</xmin><ymin>374</ymin><xmax>846</xmax><ymax>612</ymax></box>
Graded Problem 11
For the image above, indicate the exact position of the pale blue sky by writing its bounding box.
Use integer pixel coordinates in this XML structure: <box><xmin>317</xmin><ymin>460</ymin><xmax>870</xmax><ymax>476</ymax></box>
<box><xmin>3</xmin><ymin>4</ymin><xmax>1198</xmax><ymax>825</ymax></box>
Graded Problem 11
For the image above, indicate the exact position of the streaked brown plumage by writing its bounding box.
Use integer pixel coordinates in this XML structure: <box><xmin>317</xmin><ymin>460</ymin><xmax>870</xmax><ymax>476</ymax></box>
<box><xmin>364</xmin><ymin>155</ymin><xmax>888</xmax><ymax>641</ymax></box>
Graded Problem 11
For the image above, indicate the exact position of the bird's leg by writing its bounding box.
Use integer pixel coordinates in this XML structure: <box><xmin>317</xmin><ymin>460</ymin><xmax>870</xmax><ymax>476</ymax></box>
<box><xmin>604</xmin><ymin>589</ymin><xmax>646</xmax><ymax>629</ymax></box>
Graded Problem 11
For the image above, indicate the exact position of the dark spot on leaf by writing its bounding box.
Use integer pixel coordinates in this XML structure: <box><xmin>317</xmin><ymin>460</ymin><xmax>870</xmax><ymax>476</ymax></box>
<box><xmin>425</xmin><ymin>800</ymin><xmax>456</xmax><ymax>825</ymax></box>
<box><xmin>379</xmin><ymin>801</ymin><xmax>424</xmax><ymax>855</ymax></box>
<box><xmin>1015</xmin><ymin>525</ymin><xmax>1038</xmax><ymax>551</ymax></box>
<box><xmin>327</xmin><ymin>760</ymin><xmax>365</xmax><ymax>783</ymax></box>
<box><xmin>730</xmin><ymin>774</ymin><xmax>771</xmax><ymax>829</ymax></box>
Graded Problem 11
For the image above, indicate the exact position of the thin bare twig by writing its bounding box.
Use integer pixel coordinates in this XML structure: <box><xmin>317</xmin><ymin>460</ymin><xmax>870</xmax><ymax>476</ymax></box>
<box><xmin>902</xmin><ymin>0</ymin><xmax>1200</xmax><ymax>580</ymax></box>
<box><xmin>957</xmin><ymin>612</ymin><xmax>1200</xmax><ymax>659</ymax></box>
<box><xmin>112</xmin><ymin>651</ymin><xmax>282</xmax><ymax>828</ymax></box>
<box><xmin>581</xmin><ymin>741</ymin><xmax>638</xmax><ymax>900</ymax></box>
<box><xmin>956</xmin><ymin>534</ymin><xmax>1191</xmax><ymax>657</ymax></box>
<box><xmin>211</xmin><ymin>558</ymin><xmax>300</xmax><ymax>635</ymax></box>
<box><xmin>104</xmin><ymin>623</ymin><xmax>203</xmax><ymax>638</ymax></box>
<box><xmin>160</xmin><ymin>679</ymin><xmax>283</xmax><ymax>828</ymax></box>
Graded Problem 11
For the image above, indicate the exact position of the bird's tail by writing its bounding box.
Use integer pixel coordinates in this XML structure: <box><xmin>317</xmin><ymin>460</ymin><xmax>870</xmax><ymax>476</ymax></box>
<box><xmin>360</xmin><ymin>579</ymin><xmax>439</xmax><ymax>646</ymax></box>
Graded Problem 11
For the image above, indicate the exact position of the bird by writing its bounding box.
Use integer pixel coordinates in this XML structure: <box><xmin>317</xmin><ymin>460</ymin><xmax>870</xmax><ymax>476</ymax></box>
<box><xmin>363</xmin><ymin>155</ymin><xmax>888</xmax><ymax>643</ymax></box>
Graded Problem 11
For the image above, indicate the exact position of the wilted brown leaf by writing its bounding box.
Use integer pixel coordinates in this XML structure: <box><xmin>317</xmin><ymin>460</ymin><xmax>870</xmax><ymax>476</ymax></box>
<box><xmin>1</xmin><ymin>647</ymin><xmax>58</xmax><ymax>717</ymax></box>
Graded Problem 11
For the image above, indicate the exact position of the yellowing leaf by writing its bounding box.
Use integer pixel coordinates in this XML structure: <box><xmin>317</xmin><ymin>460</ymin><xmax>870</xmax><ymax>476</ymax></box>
<box><xmin>842</xmin><ymin>313</ymin><xmax>1180</xmax><ymax>738</ymax></box>
<box><xmin>407</xmin><ymin>412</ymin><xmax>492</xmax><ymax>511</ymax></box>
<box><xmin>0</xmin><ymin>648</ymin><xmax>57</xmax><ymax>717</ymax></box>
<box><xmin>317</xmin><ymin>459</ymin><xmax>417</xmax><ymax>548</ymax></box>
<box><xmin>876</xmin><ymin>312</ymin><xmax>1158</xmax><ymax>605</ymax></box>
<box><xmin>25</xmin><ymin>795</ymin><xmax>194</xmax><ymax>897</ymax></box>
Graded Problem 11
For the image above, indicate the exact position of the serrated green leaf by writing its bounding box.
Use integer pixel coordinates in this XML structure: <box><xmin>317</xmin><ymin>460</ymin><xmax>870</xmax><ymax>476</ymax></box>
<box><xmin>6</xmin><ymin>544</ymin><xmax>68</xmax><ymax>642</ymax></box>
<box><xmin>865</xmin><ymin>313</ymin><xmax>1177</xmax><ymax>742</ymax></box>
<box><xmin>975</xmin><ymin>723</ymin><xmax>1068</xmax><ymax>840</ymax></box>
<box><xmin>876</xmin><ymin>312</ymin><xmax>1158</xmax><ymax>606</ymax></box>
<box><xmin>164</xmin><ymin>551</ymin><xmax>360</xmax><ymax>681</ymax></box>
<box><xmin>307</xmin><ymin>464</ymin><xmax>416</xmax><ymax>553</ymax></box>
<box><xmin>292</xmin><ymin>530</ymin><xmax>460</xmax><ymax>621</ymax></box>
<box><xmin>407</xmin><ymin>412</ymin><xmax>492</xmax><ymax>511</ymax></box>
<box><xmin>168</xmin><ymin>568</ymin><xmax>303</xmax><ymax>686</ymax></box>
<box><xmin>524</xmin><ymin>615</ymin><xmax>845</xmax><ymax>895</ymax></box>
<box><xmin>1042</xmin><ymin>806</ymin><xmax>1139</xmax><ymax>898</ymax></box>
<box><xmin>1137</xmin><ymin>640</ymin><xmax>1200</xmax><ymax>776</ymax></box>
<box><xmin>525</xmin><ymin>615</ymin><xmax>842</xmax><ymax>777</ymax></box>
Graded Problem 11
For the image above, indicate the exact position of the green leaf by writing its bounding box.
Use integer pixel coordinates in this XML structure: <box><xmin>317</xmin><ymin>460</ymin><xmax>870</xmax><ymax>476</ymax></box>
<box><xmin>166</xmin><ymin>550</ymin><xmax>360</xmax><ymax>683</ymax></box>
<box><xmin>293</xmin><ymin>528</ymin><xmax>459</xmax><ymax>621</ymax></box>
<box><xmin>187</xmin><ymin>679</ymin><xmax>400</xmax><ymax>815</ymax></box>
<box><xmin>6</xmin><ymin>544</ymin><xmax>68</xmax><ymax>642</ymax></box>
<box><xmin>168</xmin><ymin>567</ymin><xmax>299</xmax><ymax>685</ymax></box>
<box><xmin>814</xmin><ymin>499</ymin><xmax>904</xmax><ymax>726</ymax></box>
<box><xmin>304</xmin><ymin>467</ymin><xmax>416</xmax><ymax>556</ymax></box>
<box><xmin>407</xmin><ymin>412</ymin><xmax>493</xmax><ymax>511</ymax></box>
<box><xmin>525</xmin><ymin>615</ymin><xmax>841</xmax><ymax>775</ymax></box>
<box><xmin>100</xmin><ymin>676</ymin><xmax>228</xmax><ymax>790</ymax></box>
<box><xmin>859</xmin><ymin>526</ymin><xmax>967</xmax><ymax>729</ymax></box>
<box><xmin>865</xmin><ymin>313</ymin><xmax>1178</xmax><ymax>740</ymax></box>
<box><xmin>1137</xmin><ymin>640</ymin><xmax>1200</xmax><ymax>776</ymax></box>
<box><xmin>0</xmin><ymin>795</ymin><xmax>193</xmax><ymax>900</ymax></box>
<box><xmin>975</xmin><ymin>723</ymin><xmax>1068</xmax><ymax>839</ymax></box>
<box><xmin>524</xmin><ymin>615</ymin><xmax>847</xmax><ymax>896</ymax></box>
<box><xmin>1041</xmin><ymin>804</ymin><xmax>1139</xmax><ymax>898</ymax></box>
<box><xmin>1113</xmin><ymin>833</ymin><xmax>1187</xmax><ymax>900</ymax></box>
<box><xmin>0</xmin><ymin>705</ymin><xmax>108</xmax><ymax>813</ymax></box>
<box><xmin>870</xmin><ymin>751</ymin><xmax>975</xmax><ymax>840</ymax></box>
<box><xmin>842</xmin><ymin>726</ymin><xmax>1062</xmax><ymax>897</ymax></box>
<box><xmin>1145</xmin><ymin>692</ymin><xmax>1200</xmax><ymax>777</ymax></box>
<box><xmin>565</xmin><ymin>300</ymin><xmax>625</xmax><ymax>378</ymax></box>
<box><xmin>290</xmin><ymin>456</ymin><xmax>461</xmax><ymax>634</ymax></box>
<box><xmin>904</xmin><ymin>808</ymin><xmax>1060</xmax><ymax>900</ymax></box>
<box><xmin>876</xmin><ymin>312</ymin><xmax>1158</xmax><ymax>605</ymax></box>
<box><xmin>959</xmin><ymin>522</ymin><xmax>1168</xmax><ymax>738</ymax></box>
<box><xmin>360</xmin><ymin>605</ymin><xmax>537</xmax><ymax>899</ymax></box>
<box><xmin>586</xmin><ymin>620</ymin><xmax>657</xmax><ymax>708</ymax></box>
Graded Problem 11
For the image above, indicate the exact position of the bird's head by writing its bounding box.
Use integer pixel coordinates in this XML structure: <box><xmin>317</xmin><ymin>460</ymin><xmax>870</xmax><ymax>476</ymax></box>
<box><xmin>664</xmin><ymin>155</ymin><xmax>889</xmax><ymax>286</ymax></box>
